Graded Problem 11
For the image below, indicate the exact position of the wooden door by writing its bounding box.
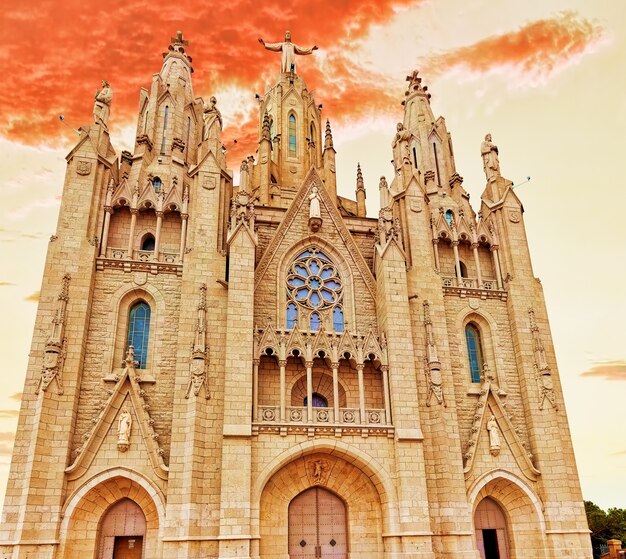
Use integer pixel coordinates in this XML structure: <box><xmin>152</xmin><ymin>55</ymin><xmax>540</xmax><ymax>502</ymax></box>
<box><xmin>288</xmin><ymin>487</ymin><xmax>347</xmax><ymax>558</ymax></box>
<box><xmin>113</xmin><ymin>536</ymin><xmax>143</xmax><ymax>559</ymax></box>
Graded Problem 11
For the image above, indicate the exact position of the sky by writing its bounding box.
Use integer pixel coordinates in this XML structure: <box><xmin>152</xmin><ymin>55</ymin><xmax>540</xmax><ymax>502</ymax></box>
<box><xmin>0</xmin><ymin>0</ymin><xmax>624</xmax><ymax>510</ymax></box>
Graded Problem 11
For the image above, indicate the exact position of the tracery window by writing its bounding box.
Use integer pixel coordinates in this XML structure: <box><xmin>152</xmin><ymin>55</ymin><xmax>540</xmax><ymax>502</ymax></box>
<box><xmin>465</xmin><ymin>322</ymin><xmax>483</xmax><ymax>383</ymax></box>
<box><xmin>286</xmin><ymin>248</ymin><xmax>344</xmax><ymax>332</ymax></box>
<box><xmin>128</xmin><ymin>301</ymin><xmax>151</xmax><ymax>369</ymax></box>
<box><xmin>289</xmin><ymin>114</ymin><xmax>297</xmax><ymax>154</ymax></box>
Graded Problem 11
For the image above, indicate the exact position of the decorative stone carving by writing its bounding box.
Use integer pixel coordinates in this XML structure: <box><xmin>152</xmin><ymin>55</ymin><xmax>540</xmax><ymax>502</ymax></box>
<box><xmin>258</xmin><ymin>31</ymin><xmax>318</xmax><ymax>74</ymax></box>
<box><xmin>36</xmin><ymin>273</ymin><xmax>70</xmax><ymax>396</ymax></box>
<box><xmin>376</xmin><ymin>206</ymin><xmax>402</xmax><ymax>247</ymax></box>
<box><xmin>308</xmin><ymin>459</ymin><xmax>329</xmax><ymax>485</ymax></box>
<box><xmin>185</xmin><ymin>284</ymin><xmax>210</xmax><ymax>399</ymax></box>
<box><xmin>486</xmin><ymin>415</ymin><xmax>501</xmax><ymax>456</ymax></box>
<box><xmin>423</xmin><ymin>300</ymin><xmax>445</xmax><ymax>406</ymax></box>
<box><xmin>93</xmin><ymin>80</ymin><xmax>113</xmax><ymax>129</ymax></box>
<box><xmin>529</xmin><ymin>308</ymin><xmax>558</xmax><ymax>410</ymax></box>
<box><xmin>508</xmin><ymin>210</ymin><xmax>521</xmax><ymax>223</ymax></box>
<box><xmin>481</xmin><ymin>133</ymin><xmax>500</xmax><ymax>182</ymax></box>
<box><xmin>117</xmin><ymin>407</ymin><xmax>132</xmax><ymax>452</ymax></box>
<box><xmin>308</xmin><ymin>185</ymin><xmax>322</xmax><ymax>232</ymax></box>
<box><xmin>76</xmin><ymin>160</ymin><xmax>92</xmax><ymax>176</ymax></box>
<box><xmin>229</xmin><ymin>190</ymin><xmax>255</xmax><ymax>231</ymax></box>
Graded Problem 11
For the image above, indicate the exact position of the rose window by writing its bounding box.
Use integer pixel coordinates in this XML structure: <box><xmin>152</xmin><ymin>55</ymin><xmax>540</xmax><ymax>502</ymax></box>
<box><xmin>286</xmin><ymin>248</ymin><xmax>344</xmax><ymax>332</ymax></box>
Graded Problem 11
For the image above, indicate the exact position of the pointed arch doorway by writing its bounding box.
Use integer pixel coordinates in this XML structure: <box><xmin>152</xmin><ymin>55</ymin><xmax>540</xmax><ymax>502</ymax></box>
<box><xmin>288</xmin><ymin>487</ymin><xmax>347</xmax><ymax>558</ymax></box>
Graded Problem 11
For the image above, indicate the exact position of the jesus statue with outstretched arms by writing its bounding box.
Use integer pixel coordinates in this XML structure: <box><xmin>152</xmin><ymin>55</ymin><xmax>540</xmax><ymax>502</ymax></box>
<box><xmin>258</xmin><ymin>31</ymin><xmax>318</xmax><ymax>73</ymax></box>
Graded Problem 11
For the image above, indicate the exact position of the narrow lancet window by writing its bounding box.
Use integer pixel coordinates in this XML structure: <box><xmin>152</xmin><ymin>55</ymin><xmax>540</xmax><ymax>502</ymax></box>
<box><xmin>465</xmin><ymin>323</ymin><xmax>483</xmax><ymax>383</ymax></box>
<box><xmin>185</xmin><ymin>116</ymin><xmax>191</xmax><ymax>160</ymax></box>
<box><xmin>333</xmin><ymin>307</ymin><xmax>344</xmax><ymax>332</ymax></box>
<box><xmin>128</xmin><ymin>301</ymin><xmax>151</xmax><ymax>369</ymax></box>
<box><xmin>286</xmin><ymin>303</ymin><xmax>298</xmax><ymax>329</ymax></box>
<box><xmin>310</xmin><ymin>312</ymin><xmax>321</xmax><ymax>331</ymax></box>
<box><xmin>160</xmin><ymin>105</ymin><xmax>169</xmax><ymax>154</ymax></box>
<box><xmin>445</xmin><ymin>209</ymin><xmax>453</xmax><ymax>226</ymax></box>
<box><xmin>289</xmin><ymin>114</ymin><xmax>297</xmax><ymax>154</ymax></box>
<box><xmin>141</xmin><ymin>234</ymin><xmax>155</xmax><ymax>251</ymax></box>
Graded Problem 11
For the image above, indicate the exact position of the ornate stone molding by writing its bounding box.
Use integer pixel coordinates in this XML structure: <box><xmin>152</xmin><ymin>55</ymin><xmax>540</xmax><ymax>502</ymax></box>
<box><xmin>36</xmin><ymin>273</ymin><xmax>70</xmax><ymax>396</ymax></box>
<box><xmin>185</xmin><ymin>284</ymin><xmax>210</xmax><ymax>399</ymax></box>
<box><xmin>529</xmin><ymin>308</ymin><xmax>558</xmax><ymax>410</ymax></box>
<box><xmin>423</xmin><ymin>300</ymin><xmax>445</xmax><ymax>407</ymax></box>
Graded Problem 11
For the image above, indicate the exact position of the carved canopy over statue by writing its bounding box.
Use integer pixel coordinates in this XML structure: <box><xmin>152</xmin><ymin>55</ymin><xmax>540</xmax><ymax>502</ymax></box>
<box><xmin>93</xmin><ymin>80</ymin><xmax>113</xmax><ymax>128</ymax></box>
<box><xmin>481</xmin><ymin>133</ymin><xmax>501</xmax><ymax>182</ymax></box>
<box><xmin>258</xmin><ymin>31</ymin><xmax>318</xmax><ymax>73</ymax></box>
<box><xmin>203</xmin><ymin>96</ymin><xmax>222</xmax><ymax>142</ymax></box>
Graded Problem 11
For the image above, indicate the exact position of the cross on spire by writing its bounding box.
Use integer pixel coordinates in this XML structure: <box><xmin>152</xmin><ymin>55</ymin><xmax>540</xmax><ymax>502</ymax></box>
<box><xmin>171</xmin><ymin>30</ymin><xmax>189</xmax><ymax>46</ymax></box>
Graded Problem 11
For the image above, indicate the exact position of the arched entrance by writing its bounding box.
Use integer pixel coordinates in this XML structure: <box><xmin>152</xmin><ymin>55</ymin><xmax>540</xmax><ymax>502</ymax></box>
<box><xmin>97</xmin><ymin>498</ymin><xmax>146</xmax><ymax>559</ymax></box>
<box><xmin>474</xmin><ymin>497</ymin><xmax>509</xmax><ymax>559</ymax></box>
<box><xmin>288</xmin><ymin>487</ymin><xmax>347</xmax><ymax>558</ymax></box>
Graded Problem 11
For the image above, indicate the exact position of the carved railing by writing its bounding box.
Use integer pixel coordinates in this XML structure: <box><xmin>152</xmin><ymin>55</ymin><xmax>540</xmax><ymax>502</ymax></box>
<box><xmin>105</xmin><ymin>247</ymin><xmax>181</xmax><ymax>264</ymax></box>
<box><xmin>441</xmin><ymin>275</ymin><xmax>498</xmax><ymax>291</ymax></box>
<box><xmin>257</xmin><ymin>405</ymin><xmax>386</xmax><ymax>427</ymax></box>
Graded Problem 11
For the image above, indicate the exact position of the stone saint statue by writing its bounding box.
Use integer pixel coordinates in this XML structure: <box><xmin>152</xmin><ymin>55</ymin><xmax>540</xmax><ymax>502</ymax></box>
<box><xmin>309</xmin><ymin>186</ymin><xmax>321</xmax><ymax>219</ymax></box>
<box><xmin>481</xmin><ymin>133</ymin><xmax>500</xmax><ymax>182</ymax></box>
<box><xmin>486</xmin><ymin>415</ymin><xmax>501</xmax><ymax>455</ymax></box>
<box><xmin>117</xmin><ymin>408</ymin><xmax>132</xmax><ymax>445</ymax></box>
<box><xmin>258</xmin><ymin>31</ymin><xmax>318</xmax><ymax>73</ymax></box>
<box><xmin>93</xmin><ymin>80</ymin><xmax>113</xmax><ymax>128</ymax></box>
<box><xmin>203</xmin><ymin>96</ymin><xmax>222</xmax><ymax>142</ymax></box>
<box><xmin>392</xmin><ymin>122</ymin><xmax>412</xmax><ymax>166</ymax></box>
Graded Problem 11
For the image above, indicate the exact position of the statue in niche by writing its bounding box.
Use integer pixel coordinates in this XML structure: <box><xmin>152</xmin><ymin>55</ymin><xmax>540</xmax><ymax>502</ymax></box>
<box><xmin>93</xmin><ymin>80</ymin><xmax>113</xmax><ymax>128</ymax></box>
<box><xmin>486</xmin><ymin>414</ymin><xmax>501</xmax><ymax>456</ymax></box>
<box><xmin>117</xmin><ymin>408</ymin><xmax>132</xmax><ymax>452</ymax></box>
<box><xmin>309</xmin><ymin>459</ymin><xmax>329</xmax><ymax>485</ymax></box>
<box><xmin>258</xmin><ymin>30</ymin><xmax>318</xmax><ymax>73</ymax></box>
<box><xmin>309</xmin><ymin>185</ymin><xmax>321</xmax><ymax>219</ymax></box>
<box><xmin>203</xmin><ymin>96</ymin><xmax>222</xmax><ymax>141</ymax></box>
<box><xmin>481</xmin><ymin>133</ymin><xmax>501</xmax><ymax>182</ymax></box>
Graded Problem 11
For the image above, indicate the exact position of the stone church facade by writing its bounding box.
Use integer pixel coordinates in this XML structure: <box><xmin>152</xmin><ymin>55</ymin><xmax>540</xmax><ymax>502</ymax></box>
<box><xmin>0</xmin><ymin>32</ymin><xmax>591</xmax><ymax>559</ymax></box>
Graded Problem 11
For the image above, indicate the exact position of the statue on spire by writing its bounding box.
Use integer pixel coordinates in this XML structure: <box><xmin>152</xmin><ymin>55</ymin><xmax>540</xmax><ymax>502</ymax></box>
<box><xmin>481</xmin><ymin>133</ymin><xmax>501</xmax><ymax>182</ymax></box>
<box><xmin>258</xmin><ymin>31</ymin><xmax>318</xmax><ymax>73</ymax></box>
<box><xmin>202</xmin><ymin>96</ymin><xmax>222</xmax><ymax>142</ymax></box>
<box><xmin>93</xmin><ymin>80</ymin><xmax>112</xmax><ymax>129</ymax></box>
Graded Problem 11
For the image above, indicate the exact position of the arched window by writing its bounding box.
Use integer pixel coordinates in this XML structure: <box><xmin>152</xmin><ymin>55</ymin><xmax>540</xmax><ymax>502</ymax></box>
<box><xmin>310</xmin><ymin>312</ymin><xmax>321</xmax><ymax>331</ymax></box>
<box><xmin>286</xmin><ymin>247</ymin><xmax>344</xmax><ymax>333</ymax></box>
<box><xmin>127</xmin><ymin>301</ymin><xmax>151</xmax><ymax>369</ymax></box>
<box><xmin>445</xmin><ymin>209</ymin><xmax>454</xmax><ymax>226</ymax></box>
<box><xmin>152</xmin><ymin>177</ymin><xmax>162</xmax><ymax>192</ymax></box>
<box><xmin>286</xmin><ymin>303</ymin><xmax>298</xmax><ymax>329</ymax></box>
<box><xmin>456</xmin><ymin>260</ymin><xmax>468</xmax><ymax>278</ymax></box>
<box><xmin>304</xmin><ymin>392</ymin><xmax>328</xmax><ymax>408</ymax></box>
<box><xmin>141</xmin><ymin>234</ymin><xmax>155</xmax><ymax>252</ymax></box>
<box><xmin>310</xmin><ymin>122</ymin><xmax>315</xmax><ymax>142</ymax></box>
<box><xmin>333</xmin><ymin>307</ymin><xmax>344</xmax><ymax>333</ymax></box>
<box><xmin>288</xmin><ymin>114</ymin><xmax>297</xmax><ymax>154</ymax></box>
<box><xmin>465</xmin><ymin>322</ymin><xmax>483</xmax><ymax>383</ymax></box>
<box><xmin>160</xmin><ymin>105</ymin><xmax>169</xmax><ymax>154</ymax></box>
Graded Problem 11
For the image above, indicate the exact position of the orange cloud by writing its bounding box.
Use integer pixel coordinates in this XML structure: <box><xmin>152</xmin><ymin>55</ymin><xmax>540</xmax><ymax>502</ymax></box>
<box><xmin>0</xmin><ymin>0</ymin><xmax>418</xmax><ymax>149</ymax></box>
<box><xmin>580</xmin><ymin>360</ymin><xmax>626</xmax><ymax>381</ymax></box>
<box><xmin>423</xmin><ymin>12</ymin><xmax>603</xmax><ymax>83</ymax></box>
<box><xmin>24</xmin><ymin>291</ymin><xmax>40</xmax><ymax>302</ymax></box>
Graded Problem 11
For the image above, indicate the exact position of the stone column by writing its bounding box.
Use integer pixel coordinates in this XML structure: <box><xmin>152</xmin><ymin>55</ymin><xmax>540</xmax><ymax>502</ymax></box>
<box><xmin>381</xmin><ymin>365</ymin><xmax>391</xmax><ymax>425</ymax></box>
<box><xmin>279</xmin><ymin>359</ymin><xmax>287</xmax><ymax>422</ymax></box>
<box><xmin>491</xmin><ymin>245</ymin><xmax>503</xmax><ymax>289</ymax></box>
<box><xmin>331</xmin><ymin>362</ymin><xmax>339</xmax><ymax>424</ymax></box>
<box><xmin>252</xmin><ymin>359</ymin><xmax>259</xmax><ymax>422</ymax></box>
<box><xmin>178</xmin><ymin>213</ymin><xmax>188</xmax><ymax>262</ymax></box>
<box><xmin>432</xmin><ymin>238</ymin><xmax>440</xmax><ymax>272</ymax></box>
<box><xmin>472</xmin><ymin>242</ymin><xmax>483</xmax><ymax>288</ymax></box>
<box><xmin>305</xmin><ymin>360</ymin><xmax>313</xmax><ymax>422</ymax></box>
<box><xmin>356</xmin><ymin>363</ymin><xmax>366</xmax><ymax>423</ymax></box>
<box><xmin>452</xmin><ymin>240</ymin><xmax>462</xmax><ymax>285</ymax></box>
<box><xmin>127</xmin><ymin>208</ymin><xmax>138</xmax><ymax>258</ymax></box>
<box><xmin>154</xmin><ymin>210</ymin><xmax>164</xmax><ymax>261</ymax></box>
<box><xmin>99</xmin><ymin>207</ymin><xmax>113</xmax><ymax>257</ymax></box>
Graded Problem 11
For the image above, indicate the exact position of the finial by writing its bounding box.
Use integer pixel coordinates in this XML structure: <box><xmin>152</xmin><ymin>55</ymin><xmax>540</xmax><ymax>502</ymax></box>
<box><xmin>324</xmin><ymin>119</ymin><xmax>334</xmax><ymax>149</ymax></box>
<box><xmin>261</xmin><ymin>112</ymin><xmax>271</xmax><ymax>140</ymax></box>
<box><xmin>404</xmin><ymin>68</ymin><xmax>431</xmax><ymax>101</ymax></box>
<box><xmin>356</xmin><ymin>163</ymin><xmax>364</xmax><ymax>186</ymax></box>
<box><xmin>171</xmin><ymin>31</ymin><xmax>189</xmax><ymax>46</ymax></box>
<box><xmin>163</xmin><ymin>31</ymin><xmax>193</xmax><ymax>71</ymax></box>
